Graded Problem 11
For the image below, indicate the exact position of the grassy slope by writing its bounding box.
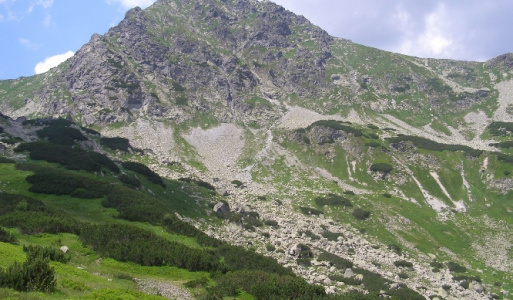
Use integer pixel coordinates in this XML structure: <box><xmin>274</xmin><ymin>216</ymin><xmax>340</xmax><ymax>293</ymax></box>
<box><xmin>273</xmin><ymin>122</ymin><xmax>513</xmax><ymax>293</ymax></box>
<box><xmin>0</xmin><ymin>162</ymin><xmax>218</xmax><ymax>299</ymax></box>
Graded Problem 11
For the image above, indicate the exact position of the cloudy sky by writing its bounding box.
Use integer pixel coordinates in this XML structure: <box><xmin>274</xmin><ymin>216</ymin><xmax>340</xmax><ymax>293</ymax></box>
<box><xmin>0</xmin><ymin>0</ymin><xmax>512</xmax><ymax>80</ymax></box>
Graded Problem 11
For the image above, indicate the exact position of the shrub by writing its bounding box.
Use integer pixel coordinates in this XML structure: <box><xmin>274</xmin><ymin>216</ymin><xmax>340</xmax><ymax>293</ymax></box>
<box><xmin>447</xmin><ymin>261</ymin><xmax>467</xmax><ymax>273</ymax></box>
<box><xmin>266</xmin><ymin>244</ymin><xmax>276</xmax><ymax>252</ymax></box>
<box><xmin>322</xmin><ymin>230</ymin><xmax>344</xmax><ymax>241</ymax></box>
<box><xmin>37</xmin><ymin>126</ymin><xmax>87</xmax><ymax>145</ymax></box>
<box><xmin>382</xmin><ymin>193</ymin><xmax>392</xmax><ymax>198</ymax></box>
<box><xmin>430</xmin><ymin>261</ymin><xmax>444</xmax><ymax>269</ymax></box>
<box><xmin>24</xmin><ymin>166</ymin><xmax>113</xmax><ymax>198</ymax></box>
<box><xmin>302</xmin><ymin>230</ymin><xmax>320</xmax><ymax>240</ymax></box>
<box><xmin>100</xmin><ymin>137</ymin><xmax>131</xmax><ymax>151</ymax></box>
<box><xmin>344</xmin><ymin>190</ymin><xmax>355</xmax><ymax>195</ymax></box>
<box><xmin>366</xmin><ymin>141</ymin><xmax>381</xmax><ymax>148</ymax></box>
<box><xmin>171</xmin><ymin>81</ymin><xmax>186</xmax><ymax>92</ymax></box>
<box><xmin>231</xmin><ymin>180</ymin><xmax>243</xmax><ymax>187</ymax></box>
<box><xmin>176</xmin><ymin>95</ymin><xmax>188</xmax><ymax>105</ymax></box>
<box><xmin>0</xmin><ymin>255</ymin><xmax>56</xmax><ymax>292</ymax></box>
<box><xmin>314</xmin><ymin>194</ymin><xmax>352</xmax><ymax>207</ymax></box>
<box><xmin>398</xmin><ymin>272</ymin><xmax>409</xmax><ymax>279</ymax></box>
<box><xmin>1</xmin><ymin>137</ymin><xmax>23</xmax><ymax>145</ymax></box>
<box><xmin>15</xmin><ymin>142</ymin><xmax>119</xmax><ymax>173</ymax></box>
<box><xmin>0</xmin><ymin>157</ymin><xmax>15</xmax><ymax>164</ymax></box>
<box><xmin>297</xmin><ymin>258</ymin><xmax>311</xmax><ymax>267</ymax></box>
<box><xmin>184</xmin><ymin>277</ymin><xmax>208</xmax><ymax>288</ymax></box>
<box><xmin>0</xmin><ymin>211</ymin><xmax>81</xmax><ymax>235</ymax></box>
<box><xmin>216</xmin><ymin>244</ymin><xmax>293</xmax><ymax>276</ymax></box>
<box><xmin>490</xmin><ymin>141</ymin><xmax>513</xmax><ymax>149</ymax></box>
<box><xmin>370</xmin><ymin>163</ymin><xmax>393</xmax><ymax>173</ymax></box>
<box><xmin>460</xmin><ymin>281</ymin><xmax>470</xmax><ymax>289</ymax></box>
<box><xmin>80</xmin><ymin>223</ymin><xmax>220</xmax><ymax>272</ymax></box>
<box><xmin>352</xmin><ymin>208</ymin><xmax>370</xmax><ymax>220</ymax></box>
<box><xmin>0</xmin><ymin>227</ymin><xmax>17</xmax><ymax>244</ymax></box>
<box><xmin>394</xmin><ymin>260</ymin><xmax>413</xmax><ymax>268</ymax></box>
<box><xmin>243</xmin><ymin>215</ymin><xmax>263</xmax><ymax>229</ymax></box>
<box><xmin>388</xmin><ymin>244</ymin><xmax>401</xmax><ymax>255</ymax></box>
<box><xmin>0</xmin><ymin>193</ymin><xmax>81</xmax><ymax>235</ymax></box>
<box><xmin>308</xmin><ymin>120</ymin><xmax>363</xmax><ymax>137</ymax></box>
<box><xmin>299</xmin><ymin>206</ymin><xmax>323</xmax><ymax>216</ymax></box>
<box><xmin>209</xmin><ymin>270</ymin><xmax>325</xmax><ymax>300</ymax></box>
<box><xmin>118</xmin><ymin>174</ymin><xmax>141</xmax><ymax>188</ymax></box>
<box><xmin>23</xmin><ymin>245</ymin><xmax>69</xmax><ymax>264</ymax></box>
<box><xmin>317</xmin><ymin>251</ymin><xmax>353</xmax><ymax>269</ymax></box>
<box><xmin>122</xmin><ymin>161</ymin><xmax>164</xmax><ymax>186</ymax></box>
<box><xmin>179</xmin><ymin>178</ymin><xmax>215</xmax><ymax>191</ymax></box>
<box><xmin>102</xmin><ymin>185</ymin><xmax>166</xmax><ymax>224</ymax></box>
<box><xmin>487</xmin><ymin>121</ymin><xmax>513</xmax><ymax>137</ymax></box>
<box><xmin>264</xmin><ymin>220</ymin><xmax>279</xmax><ymax>227</ymax></box>
<box><xmin>162</xmin><ymin>215</ymin><xmax>221</xmax><ymax>248</ymax></box>
<box><xmin>80</xmin><ymin>126</ymin><xmax>100</xmax><ymax>136</ymax></box>
<box><xmin>387</xmin><ymin>135</ymin><xmax>483</xmax><ymax>157</ymax></box>
<box><xmin>297</xmin><ymin>244</ymin><xmax>313</xmax><ymax>258</ymax></box>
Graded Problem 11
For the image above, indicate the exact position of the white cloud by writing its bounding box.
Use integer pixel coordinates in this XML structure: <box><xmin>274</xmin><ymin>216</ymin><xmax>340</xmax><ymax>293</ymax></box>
<box><xmin>18</xmin><ymin>38</ymin><xmax>40</xmax><ymax>50</ymax></box>
<box><xmin>34</xmin><ymin>51</ymin><xmax>74</xmax><ymax>74</ymax></box>
<box><xmin>391</xmin><ymin>3</ymin><xmax>461</xmax><ymax>59</ymax></box>
<box><xmin>42</xmin><ymin>14</ymin><xmax>51</xmax><ymax>25</ymax></box>
<box><xmin>36</xmin><ymin>0</ymin><xmax>54</xmax><ymax>9</ymax></box>
<box><xmin>107</xmin><ymin>0</ymin><xmax>156</xmax><ymax>9</ymax></box>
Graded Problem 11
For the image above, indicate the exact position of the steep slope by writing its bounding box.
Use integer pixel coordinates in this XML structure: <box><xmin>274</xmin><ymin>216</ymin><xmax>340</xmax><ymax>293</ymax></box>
<box><xmin>1</xmin><ymin>0</ymin><xmax>513</xmax><ymax>299</ymax></box>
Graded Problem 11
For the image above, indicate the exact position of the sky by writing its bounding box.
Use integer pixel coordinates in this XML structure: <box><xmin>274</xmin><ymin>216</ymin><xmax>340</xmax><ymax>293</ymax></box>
<box><xmin>0</xmin><ymin>0</ymin><xmax>512</xmax><ymax>80</ymax></box>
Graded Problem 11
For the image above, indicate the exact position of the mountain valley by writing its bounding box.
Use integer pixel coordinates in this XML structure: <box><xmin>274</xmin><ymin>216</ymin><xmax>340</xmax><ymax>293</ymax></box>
<box><xmin>0</xmin><ymin>0</ymin><xmax>513</xmax><ymax>299</ymax></box>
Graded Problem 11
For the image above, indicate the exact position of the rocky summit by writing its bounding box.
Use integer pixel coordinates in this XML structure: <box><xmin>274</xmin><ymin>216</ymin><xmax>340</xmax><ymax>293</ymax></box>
<box><xmin>1</xmin><ymin>0</ymin><xmax>513</xmax><ymax>299</ymax></box>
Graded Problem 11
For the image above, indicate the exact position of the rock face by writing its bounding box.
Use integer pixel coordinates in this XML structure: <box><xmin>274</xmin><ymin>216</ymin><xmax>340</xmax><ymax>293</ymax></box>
<box><xmin>469</xmin><ymin>281</ymin><xmax>485</xmax><ymax>293</ymax></box>
<box><xmin>0</xmin><ymin>0</ymin><xmax>508</xmax><ymax>130</ymax></box>
<box><xmin>213</xmin><ymin>201</ymin><xmax>230</xmax><ymax>215</ymax></box>
<box><xmin>0</xmin><ymin>0</ymin><xmax>334</xmax><ymax>127</ymax></box>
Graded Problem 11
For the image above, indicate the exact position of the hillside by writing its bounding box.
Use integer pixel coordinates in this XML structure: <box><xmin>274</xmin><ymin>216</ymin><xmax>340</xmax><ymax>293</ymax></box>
<box><xmin>1</xmin><ymin>0</ymin><xmax>513</xmax><ymax>299</ymax></box>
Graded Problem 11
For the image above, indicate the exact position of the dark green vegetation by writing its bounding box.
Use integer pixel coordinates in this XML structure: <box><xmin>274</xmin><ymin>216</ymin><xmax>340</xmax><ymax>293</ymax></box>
<box><xmin>308</xmin><ymin>120</ymin><xmax>363</xmax><ymax>137</ymax></box>
<box><xmin>369</xmin><ymin>163</ymin><xmax>393</xmax><ymax>174</ymax></box>
<box><xmin>352</xmin><ymin>208</ymin><xmax>371</xmax><ymax>221</ymax></box>
<box><xmin>0</xmin><ymin>254</ymin><xmax>56</xmax><ymax>292</ymax></box>
<box><xmin>300</xmin><ymin>206</ymin><xmax>323</xmax><ymax>216</ymax></box>
<box><xmin>318</xmin><ymin>251</ymin><xmax>353</xmax><ymax>269</ymax></box>
<box><xmin>387</xmin><ymin>135</ymin><xmax>483</xmax><ymax>157</ymax></box>
<box><xmin>0</xmin><ymin>228</ymin><xmax>17</xmax><ymax>244</ymax></box>
<box><xmin>314</xmin><ymin>194</ymin><xmax>352</xmax><ymax>207</ymax></box>
<box><xmin>487</xmin><ymin>122</ymin><xmax>513</xmax><ymax>137</ymax></box>
<box><xmin>15</xmin><ymin>142</ymin><xmax>119</xmax><ymax>173</ymax></box>
<box><xmin>328</xmin><ymin>267</ymin><xmax>424</xmax><ymax>300</ymax></box>
<box><xmin>121</xmin><ymin>161</ymin><xmax>164</xmax><ymax>186</ymax></box>
<box><xmin>100</xmin><ymin>137</ymin><xmax>132</xmax><ymax>151</ymax></box>
<box><xmin>36</xmin><ymin>126</ymin><xmax>87</xmax><ymax>146</ymax></box>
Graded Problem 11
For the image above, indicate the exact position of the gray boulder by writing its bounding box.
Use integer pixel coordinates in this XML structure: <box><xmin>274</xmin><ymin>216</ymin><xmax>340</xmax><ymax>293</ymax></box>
<box><xmin>213</xmin><ymin>202</ymin><xmax>230</xmax><ymax>214</ymax></box>
<box><xmin>469</xmin><ymin>281</ymin><xmax>484</xmax><ymax>293</ymax></box>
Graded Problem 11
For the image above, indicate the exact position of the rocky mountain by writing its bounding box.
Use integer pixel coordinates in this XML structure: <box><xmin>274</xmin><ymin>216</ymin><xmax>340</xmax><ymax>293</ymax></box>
<box><xmin>1</xmin><ymin>0</ymin><xmax>513</xmax><ymax>299</ymax></box>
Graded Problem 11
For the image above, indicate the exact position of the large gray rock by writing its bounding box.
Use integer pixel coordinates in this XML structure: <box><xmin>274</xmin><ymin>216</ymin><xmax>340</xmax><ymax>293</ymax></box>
<box><xmin>343</xmin><ymin>268</ymin><xmax>354</xmax><ymax>278</ymax></box>
<box><xmin>469</xmin><ymin>281</ymin><xmax>484</xmax><ymax>293</ymax></box>
<box><xmin>213</xmin><ymin>202</ymin><xmax>230</xmax><ymax>214</ymax></box>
